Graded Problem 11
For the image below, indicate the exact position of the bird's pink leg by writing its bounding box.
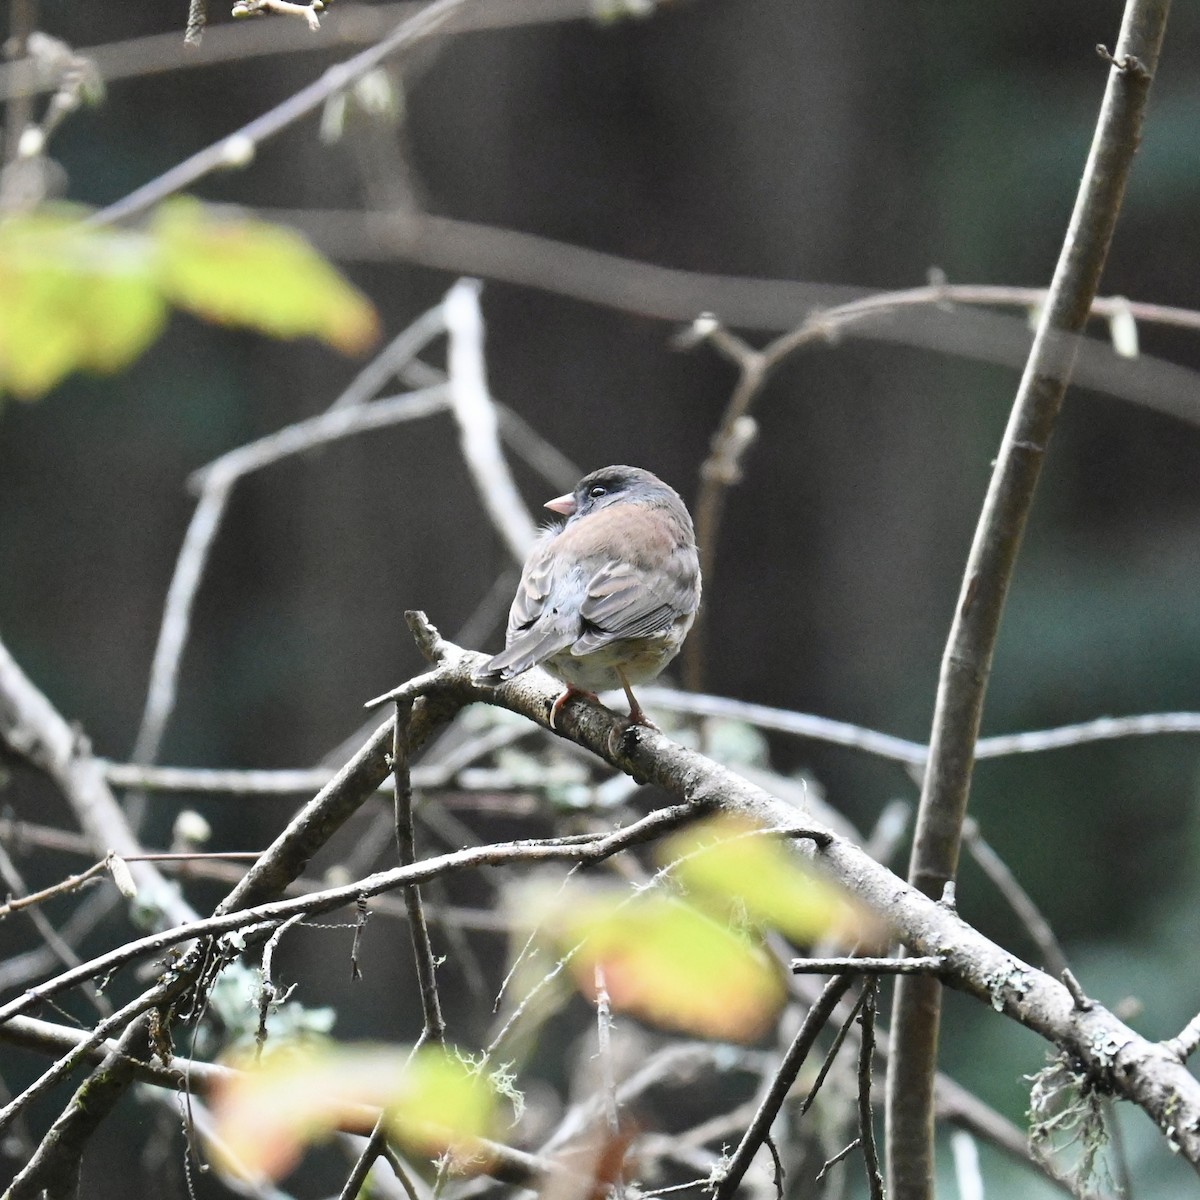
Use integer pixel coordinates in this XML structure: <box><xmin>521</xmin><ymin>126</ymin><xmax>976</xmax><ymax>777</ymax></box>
<box><xmin>549</xmin><ymin>685</ymin><xmax>598</xmax><ymax>730</ymax></box>
<box><xmin>616</xmin><ymin>668</ymin><xmax>657</xmax><ymax>729</ymax></box>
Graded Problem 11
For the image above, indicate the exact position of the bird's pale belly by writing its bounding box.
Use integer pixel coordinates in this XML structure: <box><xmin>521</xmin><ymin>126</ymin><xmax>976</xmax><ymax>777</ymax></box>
<box><xmin>542</xmin><ymin>620</ymin><xmax>692</xmax><ymax>693</ymax></box>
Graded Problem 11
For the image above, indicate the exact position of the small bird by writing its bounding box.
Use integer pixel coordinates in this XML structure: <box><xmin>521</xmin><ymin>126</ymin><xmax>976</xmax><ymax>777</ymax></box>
<box><xmin>475</xmin><ymin>465</ymin><xmax>701</xmax><ymax>729</ymax></box>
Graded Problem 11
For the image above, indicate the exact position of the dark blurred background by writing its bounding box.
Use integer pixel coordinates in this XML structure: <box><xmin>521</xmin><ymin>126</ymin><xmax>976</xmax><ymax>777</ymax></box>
<box><xmin>1</xmin><ymin>0</ymin><xmax>1199</xmax><ymax>1195</ymax></box>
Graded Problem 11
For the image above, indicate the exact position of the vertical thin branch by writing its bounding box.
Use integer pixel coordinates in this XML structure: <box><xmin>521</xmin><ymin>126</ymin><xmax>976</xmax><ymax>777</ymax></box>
<box><xmin>857</xmin><ymin>977</ymin><xmax>884</xmax><ymax>1200</ymax></box>
<box><xmin>594</xmin><ymin>965</ymin><xmax>626</xmax><ymax>1200</ymax></box>
<box><xmin>393</xmin><ymin>699</ymin><xmax>445</xmax><ymax>1046</ymax></box>
<box><xmin>184</xmin><ymin>0</ymin><xmax>208</xmax><ymax>47</ymax></box>
<box><xmin>886</xmin><ymin>5</ymin><xmax>1172</xmax><ymax>1198</ymax></box>
<box><xmin>2</xmin><ymin>0</ymin><xmax>35</xmax><ymax>168</ymax></box>
<box><xmin>131</xmin><ymin>471</ymin><xmax>235</xmax><ymax>770</ymax></box>
<box><xmin>594</xmin><ymin>965</ymin><xmax>621</xmax><ymax>1138</ymax></box>
<box><xmin>336</xmin><ymin>699</ymin><xmax>449</xmax><ymax>1197</ymax></box>
<box><xmin>254</xmin><ymin>912</ymin><xmax>306</xmax><ymax>1063</ymax></box>
<box><xmin>684</xmin><ymin>325</ymin><xmax>766</xmax><ymax>693</ymax></box>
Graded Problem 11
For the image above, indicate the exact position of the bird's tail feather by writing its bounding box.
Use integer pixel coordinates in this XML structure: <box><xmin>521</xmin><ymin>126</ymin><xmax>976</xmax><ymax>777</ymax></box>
<box><xmin>474</xmin><ymin>628</ymin><xmax>574</xmax><ymax>683</ymax></box>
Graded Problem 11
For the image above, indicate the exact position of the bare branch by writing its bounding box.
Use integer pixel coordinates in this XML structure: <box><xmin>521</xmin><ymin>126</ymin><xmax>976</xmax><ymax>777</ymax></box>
<box><xmin>92</xmin><ymin>0</ymin><xmax>485</xmax><ymax>227</ymax></box>
<box><xmin>0</xmin><ymin>634</ymin><xmax>197</xmax><ymax>929</ymax></box>
<box><xmin>888</xmin><ymin>5</ymin><xmax>1172</xmax><ymax>1195</ymax></box>
<box><xmin>392</xmin><ymin>699</ymin><xmax>446</xmax><ymax>1045</ymax></box>
<box><xmin>856</xmin><ymin>978</ymin><xmax>884</xmax><ymax>1200</ymax></box>
<box><xmin>963</xmin><ymin>818</ymin><xmax>1069</xmax><ymax>979</ymax></box>
<box><xmin>1163</xmin><ymin>1011</ymin><xmax>1200</xmax><ymax>1063</ymax></box>
<box><xmin>0</xmin><ymin>1</ymin><xmax>603</xmax><ymax>100</ymax></box>
<box><xmin>266</xmin><ymin>207</ymin><xmax>1200</xmax><ymax>428</ymax></box>
<box><xmin>791</xmin><ymin>957</ymin><xmax>944</xmax><ymax>976</ymax></box>
<box><xmin>443</xmin><ymin>279</ymin><xmax>538</xmax><ymax>562</ymax></box>
<box><xmin>713</xmin><ymin>974</ymin><xmax>857</xmax><ymax>1199</ymax></box>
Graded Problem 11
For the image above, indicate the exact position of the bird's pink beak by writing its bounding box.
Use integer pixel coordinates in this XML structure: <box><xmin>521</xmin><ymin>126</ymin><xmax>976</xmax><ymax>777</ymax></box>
<box><xmin>544</xmin><ymin>491</ymin><xmax>577</xmax><ymax>516</ymax></box>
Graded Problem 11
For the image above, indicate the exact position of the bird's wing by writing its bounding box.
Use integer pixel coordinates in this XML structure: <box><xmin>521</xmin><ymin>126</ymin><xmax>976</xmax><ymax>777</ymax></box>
<box><xmin>571</xmin><ymin>545</ymin><xmax>699</xmax><ymax>654</ymax></box>
<box><xmin>475</xmin><ymin>532</ymin><xmax>576</xmax><ymax>681</ymax></box>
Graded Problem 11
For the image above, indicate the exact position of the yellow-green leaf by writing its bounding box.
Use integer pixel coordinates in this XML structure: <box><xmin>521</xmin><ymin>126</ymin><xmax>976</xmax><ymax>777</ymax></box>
<box><xmin>153</xmin><ymin>197</ymin><xmax>379</xmax><ymax>354</ymax></box>
<box><xmin>208</xmin><ymin>1042</ymin><xmax>496</xmax><ymax>1183</ymax></box>
<box><xmin>662</xmin><ymin>815</ymin><xmax>883</xmax><ymax>947</ymax></box>
<box><xmin>0</xmin><ymin>209</ymin><xmax>165</xmax><ymax>398</ymax></box>
<box><xmin>533</xmin><ymin>883</ymin><xmax>785</xmax><ymax>1042</ymax></box>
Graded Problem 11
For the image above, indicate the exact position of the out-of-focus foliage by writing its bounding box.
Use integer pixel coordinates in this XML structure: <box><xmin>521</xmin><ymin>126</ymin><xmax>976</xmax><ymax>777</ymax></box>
<box><xmin>522</xmin><ymin>878</ymin><xmax>786</xmax><ymax>1041</ymax></box>
<box><xmin>153</xmin><ymin>197</ymin><xmax>379</xmax><ymax>354</ymax></box>
<box><xmin>662</xmin><ymin>813</ymin><xmax>884</xmax><ymax>946</ymax></box>
<box><xmin>0</xmin><ymin>208</ymin><xmax>164</xmax><ymax>398</ymax></box>
<box><xmin>0</xmin><ymin>199</ymin><xmax>378</xmax><ymax>400</ymax></box>
<box><xmin>208</xmin><ymin>1041</ymin><xmax>498</xmax><ymax>1183</ymax></box>
<box><xmin>514</xmin><ymin>814</ymin><xmax>880</xmax><ymax>1041</ymax></box>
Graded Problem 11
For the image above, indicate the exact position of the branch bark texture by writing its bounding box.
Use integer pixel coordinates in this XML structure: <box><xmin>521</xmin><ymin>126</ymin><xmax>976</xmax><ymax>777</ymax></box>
<box><xmin>887</xmin><ymin>5</ymin><xmax>1172</xmax><ymax>1197</ymax></box>
<box><xmin>3</xmin><ymin>616</ymin><xmax>1200</xmax><ymax>1189</ymax></box>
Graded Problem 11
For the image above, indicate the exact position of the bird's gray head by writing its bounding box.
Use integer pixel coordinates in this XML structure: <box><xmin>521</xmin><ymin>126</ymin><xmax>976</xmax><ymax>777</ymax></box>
<box><xmin>545</xmin><ymin>465</ymin><xmax>684</xmax><ymax>522</ymax></box>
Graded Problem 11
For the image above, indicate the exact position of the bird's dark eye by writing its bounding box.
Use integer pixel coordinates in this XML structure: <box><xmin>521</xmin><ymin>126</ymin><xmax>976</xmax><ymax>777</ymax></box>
<box><xmin>588</xmin><ymin>485</ymin><xmax>608</xmax><ymax>498</ymax></box>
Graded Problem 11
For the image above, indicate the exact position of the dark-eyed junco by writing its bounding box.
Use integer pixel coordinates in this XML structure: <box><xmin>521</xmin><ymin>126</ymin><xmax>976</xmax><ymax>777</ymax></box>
<box><xmin>475</xmin><ymin>465</ymin><xmax>701</xmax><ymax>728</ymax></box>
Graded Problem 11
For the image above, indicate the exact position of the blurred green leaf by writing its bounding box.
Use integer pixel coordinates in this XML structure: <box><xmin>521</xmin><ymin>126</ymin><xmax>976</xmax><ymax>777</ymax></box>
<box><xmin>0</xmin><ymin>209</ymin><xmax>165</xmax><ymax>398</ymax></box>
<box><xmin>0</xmin><ymin>199</ymin><xmax>380</xmax><ymax>401</ymax></box>
<box><xmin>662</xmin><ymin>814</ymin><xmax>883</xmax><ymax>947</ymax></box>
<box><xmin>153</xmin><ymin>197</ymin><xmax>379</xmax><ymax>354</ymax></box>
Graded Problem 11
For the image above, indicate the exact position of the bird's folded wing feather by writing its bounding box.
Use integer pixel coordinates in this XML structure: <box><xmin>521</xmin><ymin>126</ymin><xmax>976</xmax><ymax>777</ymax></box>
<box><xmin>572</xmin><ymin>551</ymin><xmax>697</xmax><ymax>653</ymax></box>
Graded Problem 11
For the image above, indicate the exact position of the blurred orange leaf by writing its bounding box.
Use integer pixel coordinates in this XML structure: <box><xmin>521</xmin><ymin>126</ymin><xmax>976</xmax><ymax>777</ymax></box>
<box><xmin>208</xmin><ymin>1042</ymin><xmax>496</xmax><ymax>1183</ymax></box>
<box><xmin>535</xmin><ymin>885</ymin><xmax>785</xmax><ymax>1042</ymax></box>
<box><xmin>153</xmin><ymin>197</ymin><xmax>379</xmax><ymax>354</ymax></box>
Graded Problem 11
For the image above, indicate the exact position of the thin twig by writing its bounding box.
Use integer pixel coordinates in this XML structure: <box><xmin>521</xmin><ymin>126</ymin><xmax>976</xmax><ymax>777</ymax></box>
<box><xmin>0</xmin><ymin>848</ymin><xmax>107</xmax><ymax>921</ymax></box>
<box><xmin>129</xmin><ymin>473</ymin><xmax>232</xmax><ymax>771</ymax></box>
<box><xmin>326</xmin><ymin>302</ymin><xmax>446</xmax><ymax>410</ymax></box>
<box><xmin>1163</xmin><ymin>1011</ymin><xmax>1200</xmax><ymax>1063</ymax></box>
<box><xmin>797</xmin><ymin>987</ymin><xmax>869</xmax><ymax>1119</ymax></box>
<box><xmin>188</xmin><ymin>386</ymin><xmax>448</xmax><ymax>491</ymax></box>
<box><xmin>888</xmin><ymin>5</ymin><xmax>1172</xmax><ymax>1196</ymax></box>
<box><xmin>0</xmin><ymin>0</ymin><xmax>602</xmax><ymax>100</ymax></box>
<box><xmin>791</xmin><ymin>957</ymin><xmax>943</xmax><ymax>976</ymax></box>
<box><xmin>93</xmin><ymin>0</ymin><xmax>478</xmax><ymax>226</ymax></box>
<box><xmin>713</xmin><ymin>973</ymin><xmax>856</xmax><ymax>1199</ymax></box>
<box><xmin>815</xmin><ymin>1138</ymin><xmax>862</xmax><ymax>1183</ymax></box>
<box><xmin>857</xmin><ymin>978</ymin><xmax>884</xmax><ymax>1200</ymax></box>
<box><xmin>254</xmin><ymin>912</ymin><xmax>307</xmax><ymax>1062</ymax></box>
<box><xmin>594</xmin><ymin>965</ymin><xmax>621</xmax><ymax>1137</ymax></box>
<box><xmin>963</xmin><ymin>818</ymin><xmax>1069</xmax><ymax>979</ymax></box>
<box><xmin>393</xmin><ymin>698</ymin><xmax>446</xmax><ymax>1045</ymax></box>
